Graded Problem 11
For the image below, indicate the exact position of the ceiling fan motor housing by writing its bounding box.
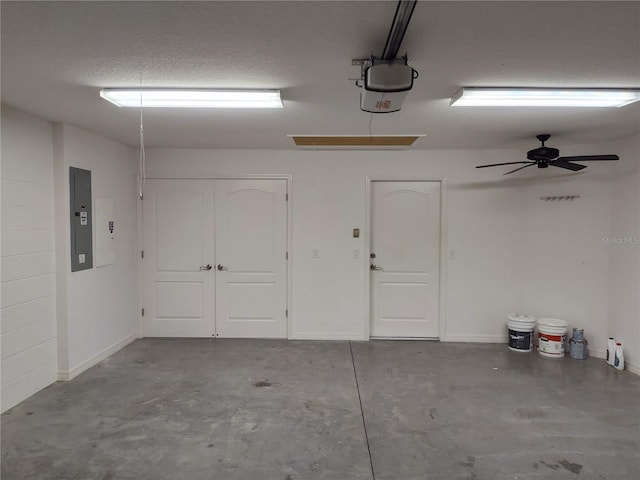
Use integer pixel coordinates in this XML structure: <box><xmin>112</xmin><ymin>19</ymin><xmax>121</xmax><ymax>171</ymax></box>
<box><xmin>527</xmin><ymin>146</ymin><xmax>559</xmax><ymax>161</ymax></box>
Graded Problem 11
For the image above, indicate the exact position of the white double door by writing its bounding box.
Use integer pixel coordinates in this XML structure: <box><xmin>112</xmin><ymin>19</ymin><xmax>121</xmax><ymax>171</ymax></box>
<box><xmin>142</xmin><ymin>179</ymin><xmax>287</xmax><ymax>338</ymax></box>
<box><xmin>370</xmin><ymin>181</ymin><xmax>441</xmax><ymax>338</ymax></box>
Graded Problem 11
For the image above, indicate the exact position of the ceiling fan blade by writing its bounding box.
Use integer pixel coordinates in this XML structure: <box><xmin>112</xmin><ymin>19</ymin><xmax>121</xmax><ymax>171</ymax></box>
<box><xmin>503</xmin><ymin>163</ymin><xmax>537</xmax><ymax>175</ymax></box>
<box><xmin>556</xmin><ymin>155</ymin><xmax>619</xmax><ymax>162</ymax></box>
<box><xmin>476</xmin><ymin>161</ymin><xmax>533</xmax><ymax>169</ymax></box>
<box><xmin>550</xmin><ymin>160</ymin><xmax>587</xmax><ymax>171</ymax></box>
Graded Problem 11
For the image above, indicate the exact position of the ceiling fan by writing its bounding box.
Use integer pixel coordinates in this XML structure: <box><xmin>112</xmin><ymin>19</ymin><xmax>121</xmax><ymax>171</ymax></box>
<box><xmin>476</xmin><ymin>134</ymin><xmax>620</xmax><ymax>175</ymax></box>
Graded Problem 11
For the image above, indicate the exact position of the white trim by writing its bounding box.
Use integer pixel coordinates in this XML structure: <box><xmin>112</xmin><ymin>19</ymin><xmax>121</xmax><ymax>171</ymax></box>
<box><xmin>370</xmin><ymin>336</ymin><xmax>439</xmax><ymax>341</ymax></box>
<box><xmin>136</xmin><ymin>175</ymin><xmax>144</xmax><ymax>339</ymax></box>
<box><xmin>290</xmin><ymin>333</ymin><xmax>367</xmax><ymax>341</ymax></box>
<box><xmin>438</xmin><ymin>178</ymin><xmax>449</xmax><ymax>341</ymax></box>
<box><xmin>587</xmin><ymin>348</ymin><xmax>639</xmax><ymax>376</ymax></box>
<box><xmin>365</xmin><ymin>177</ymin><xmax>447</xmax><ymax>340</ymax></box>
<box><xmin>285</xmin><ymin>177</ymin><xmax>293</xmax><ymax>340</ymax></box>
<box><xmin>575</xmin><ymin>348</ymin><xmax>639</xmax><ymax>376</ymax></box>
<box><xmin>626</xmin><ymin>361</ymin><xmax>640</xmax><ymax>376</ymax></box>
<box><xmin>442</xmin><ymin>334</ymin><xmax>507</xmax><ymax>343</ymax></box>
<box><xmin>145</xmin><ymin>174</ymin><xmax>291</xmax><ymax>180</ymax></box>
<box><xmin>363</xmin><ymin>177</ymin><xmax>371</xmax><ymax>340</ymax></box>
<box><xmin>57</xmin><ymin>333</ymin><xmax>136</xmax><ymax>381</ymax></box>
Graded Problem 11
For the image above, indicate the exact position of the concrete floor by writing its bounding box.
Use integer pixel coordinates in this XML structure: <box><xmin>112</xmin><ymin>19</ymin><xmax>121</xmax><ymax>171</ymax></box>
<box><xmin>1</xmin><ymin>340</ymin><xmax>639</xmax><ymax>480</ymax></box>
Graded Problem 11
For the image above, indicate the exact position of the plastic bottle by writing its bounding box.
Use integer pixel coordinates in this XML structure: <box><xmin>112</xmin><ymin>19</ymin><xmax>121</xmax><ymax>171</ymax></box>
<box><xmin>607</xmin><ymin>337</ymin><xmax>616</xmax><ymax>365</ymax></box>
<box><xmin>614</xmin><ymin>343</ymin><xmax>625</xmax><ymax>371</ymax></box>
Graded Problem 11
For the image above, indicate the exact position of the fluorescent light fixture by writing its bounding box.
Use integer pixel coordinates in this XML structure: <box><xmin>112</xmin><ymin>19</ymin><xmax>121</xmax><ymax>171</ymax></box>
<box><xmin>100</xmin><ymin>88</ymin><xmax>283</xmax><ymax>108</ymax></box>
<box><xmin>450</xmin><ymin>88</ymin><xmax>640</xmax><ymax>108</ymax></box>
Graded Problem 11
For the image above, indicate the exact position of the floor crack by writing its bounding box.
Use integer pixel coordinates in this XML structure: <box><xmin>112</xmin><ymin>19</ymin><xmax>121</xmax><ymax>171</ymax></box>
<box><xmin>349</xmin><ymin>341</ymin><xmax>376</xmax><ymax>480</ymax></box>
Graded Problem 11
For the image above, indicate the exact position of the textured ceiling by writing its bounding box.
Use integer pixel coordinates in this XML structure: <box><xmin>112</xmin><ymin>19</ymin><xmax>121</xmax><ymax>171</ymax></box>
<box><xmin>1</xmin><ymin>1</ymin><xmax>639</xmax><ymax>150</ymax></box>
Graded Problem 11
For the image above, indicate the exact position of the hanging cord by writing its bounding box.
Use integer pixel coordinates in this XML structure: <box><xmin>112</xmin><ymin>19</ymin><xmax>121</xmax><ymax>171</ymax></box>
<box><xmin>139</xmin><ymin>75</ymin><xmax>146</xmax><ymax>199</ymax></box>
<box><xmin>368</xmin><ymin>112</ymin><xmax>374</xmax><ymax>138</ymax></box>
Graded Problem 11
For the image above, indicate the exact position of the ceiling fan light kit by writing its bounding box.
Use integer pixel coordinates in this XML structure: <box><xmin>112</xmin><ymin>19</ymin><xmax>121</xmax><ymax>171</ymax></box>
<box><xmin>100</xmin><ymin>88</ymin><xmax>283</xmax><ymax>108</ymax></box>
<box><xmin>450</xmin><ymin>88</ymin><xmax>640</xmax><ymax>108</ymax></box>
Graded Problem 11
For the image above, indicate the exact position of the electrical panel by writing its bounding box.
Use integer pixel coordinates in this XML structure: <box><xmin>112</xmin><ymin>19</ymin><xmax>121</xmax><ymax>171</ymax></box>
<box><xmin>70</xmin><ymin>167</ymin><xmax>93</xmax><ymax>271</ymax></box>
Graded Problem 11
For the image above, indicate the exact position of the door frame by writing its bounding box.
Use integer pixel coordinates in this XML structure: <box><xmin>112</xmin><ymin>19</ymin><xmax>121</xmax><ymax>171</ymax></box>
<box><xmin>137</xmin><ymin>175</ymin><xmax>293</xmax><ymax>339</ymax></box>
<box><xmin>364</xmin><ymin>177</ymin><xmax>448</xmax><ymax>340</ymax></box>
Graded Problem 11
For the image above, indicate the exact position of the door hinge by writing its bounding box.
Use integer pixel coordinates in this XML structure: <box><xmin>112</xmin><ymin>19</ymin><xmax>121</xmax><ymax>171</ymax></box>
<box><xmin>141</xmin><ymin>308</ymin><xmax>145</xmax><ymax>316</ymax></box>
<box><xmin>286</xmin><ymin>251</ymin><xmax>288</xmax><ymax>260</ymax></box>
<box><xmin>285</xmin><ymin>309</ymin><xmax>288</xmax><ymax>318</ymax></box>
<box><xmin>141</xmin><ymin>250</ymin><xmax>144</xmax><ymax>259</ymax></box>
<box><xmin>286</xmin><ymin>193</ymin><xmax>288</xmax><ymax>201</ymax></box>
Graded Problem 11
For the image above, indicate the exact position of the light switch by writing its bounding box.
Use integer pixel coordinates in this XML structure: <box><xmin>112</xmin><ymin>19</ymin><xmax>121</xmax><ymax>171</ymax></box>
<box><xmin>353</xmin><ymin>228</ymin><xmax>360</xmax><ymax>238</ymax></box>
<box><xmin>79</xmin><ymin>253</ymin><xmax>86</xmax><ymax>264</ymax></box>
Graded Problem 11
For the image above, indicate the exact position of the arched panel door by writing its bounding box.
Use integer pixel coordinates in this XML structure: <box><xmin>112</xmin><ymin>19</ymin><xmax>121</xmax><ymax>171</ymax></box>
<box><xmin>142</xmin><ymin>179</ymin><xmax>287</xmax><ymax>338</ymax></box>
<box><xmin>214</xmin><ymin>180</ymin><xmax>287</xmax><ymax>338</ymax></box>
<box><xmin>370</xmin><ymin>181</ymin><xmax>441</xmax><ymax>338</ymax></box>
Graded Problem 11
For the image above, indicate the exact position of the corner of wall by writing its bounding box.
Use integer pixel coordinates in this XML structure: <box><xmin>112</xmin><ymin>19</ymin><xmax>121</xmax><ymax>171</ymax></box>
<box><xmin>52</xmin><ymin>123</ymin><xmax>70</xmax><ymax>375</ymax></box>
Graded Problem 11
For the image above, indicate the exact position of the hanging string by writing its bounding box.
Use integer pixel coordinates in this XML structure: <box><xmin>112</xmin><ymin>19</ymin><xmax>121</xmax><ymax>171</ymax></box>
<box><xmin>139</xmin><ymin>73</ymin><xmax>146</xmax><ymax>199</ymax></box>
<box><xmin>368</xmin><ymin>112</ymin><xmax>373</xmax><ymax>138</ymax></box>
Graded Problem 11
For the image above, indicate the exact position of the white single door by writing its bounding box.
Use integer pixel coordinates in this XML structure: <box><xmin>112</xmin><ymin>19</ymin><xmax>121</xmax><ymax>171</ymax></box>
<box><xmin>142</xmin><ymin>180</ymin><xmax>215</xmax><ymax>337</ymax></box>
<box><xmin>214</xmin><ymin>179</ymin><xmax>288</xmax><ymax>338</ymax></box>
<box><xmin>370</xmin><ymin>181</ymin><xmax>441</xmax><ymax>338</ymax></box>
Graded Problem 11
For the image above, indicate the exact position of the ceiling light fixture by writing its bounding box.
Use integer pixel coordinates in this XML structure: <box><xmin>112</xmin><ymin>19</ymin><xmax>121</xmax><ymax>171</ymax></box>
<box><xmin>450</xmin><ymin>88</ymin><xmax>640</xmax><ymax>108</ymax></box>
<box><xmin>100</xmin><ymin>88</ymin><xmax>283</xmax><ymax>108</ymax></box>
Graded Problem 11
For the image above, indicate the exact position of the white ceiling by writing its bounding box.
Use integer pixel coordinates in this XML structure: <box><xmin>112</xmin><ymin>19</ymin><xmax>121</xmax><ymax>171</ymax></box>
<box><xmin>2</xmin><ymin>1</ymin><xmax>639</xmax><ymax>150</ymax></box>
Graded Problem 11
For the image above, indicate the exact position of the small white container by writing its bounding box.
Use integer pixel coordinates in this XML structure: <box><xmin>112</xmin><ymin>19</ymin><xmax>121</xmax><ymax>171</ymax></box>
<box><xmin>614</xmin><ymin>342</ymin><xmax>625</xmax><ymax>370</ymax></box>
<box><xmin>607</xmin><ymin>337</ymin><xmax>616</xmax><ymax>365</ymax></box>
<box><xmin>507</xmin><ymin>314</ymin><xmax>536</xmax><ymax>352</ymax></box>
<box><xmin>537</xmin><ymin>318</ymin><xmax>568</xmax><ymax>358</ymax></box>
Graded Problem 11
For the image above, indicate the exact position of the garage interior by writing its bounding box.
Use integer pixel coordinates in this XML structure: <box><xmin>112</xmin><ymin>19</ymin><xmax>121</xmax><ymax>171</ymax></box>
<box><xmin>1</xmin><ymin>1</ymin><xmax>639</xmax><ymax>479</ymax></box>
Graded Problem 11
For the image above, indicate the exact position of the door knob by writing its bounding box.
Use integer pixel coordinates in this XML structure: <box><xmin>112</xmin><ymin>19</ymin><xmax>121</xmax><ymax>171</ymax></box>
<box><xmin>370</xmin><ymin>264</ymin><xmax>383</xmax><ymax>271</ymax></box>
<box><xmin>199</xmin><ymin>264</ymin><xmax>212</xmax><ymax>271</ymax></box>
<box><xmin>217</xmin><ymin>264</ymin><xmax>228</xmax><ymax>271</ymax></box>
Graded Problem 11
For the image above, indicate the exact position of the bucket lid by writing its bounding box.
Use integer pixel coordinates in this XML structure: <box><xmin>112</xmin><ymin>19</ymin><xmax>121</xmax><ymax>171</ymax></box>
<box><xmin>507</xmin><ymin>313</ymin><xmax>536</xmax><ymax>322</ymax></box>
<box><xmin>537</xmin><ymin>317</ymin><xmax>568</xmax><ymax>327</ymax></box>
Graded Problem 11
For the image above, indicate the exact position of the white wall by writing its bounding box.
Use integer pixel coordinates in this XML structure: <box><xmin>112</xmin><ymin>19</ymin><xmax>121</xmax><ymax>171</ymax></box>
<box><xmin>1</xmin><ymin>106</ymin><xmax>57</xmax><ymax>412</ymax></box>
<box><xmin>607</xmin><ymin>134</ymin><xmax>640</xmax><ymax>373</ymax></box>
<box><xmin>144</xmin><ymin>148</ymin><xmax>528</xmax><ymax>341</ymax></box>
<box><xmin>146</xmin><ymin>141</ymin><xmax>639</xmax><ymax>369</ymax></box>
<box><xmin>54</xmin><ymin>124</ymin><xmax>138</xmax><ymax>379</ymax></box>
<box><xmin>520</xmin><ymin>171</ymin><xmax>613</xmax><ymax>357</ymax></box>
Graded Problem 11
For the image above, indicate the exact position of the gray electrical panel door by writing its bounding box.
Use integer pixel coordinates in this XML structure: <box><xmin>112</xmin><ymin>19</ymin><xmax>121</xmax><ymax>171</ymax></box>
<box><xmin>70</xmin><ymin>167</ymin><xmax>93</xmax><ymax>271</ymax></box>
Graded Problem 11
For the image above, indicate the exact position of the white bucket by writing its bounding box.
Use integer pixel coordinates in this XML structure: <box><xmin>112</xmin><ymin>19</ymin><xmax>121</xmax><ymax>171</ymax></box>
<box><xmin>507</xmin><ymin>314</ymin><xmax>536</xmax><ymax>352</ymax></box>
<box><xmin>537</xmin><ymin>318</ymin><xmax>568</xmax><ymax>358</ymax></box>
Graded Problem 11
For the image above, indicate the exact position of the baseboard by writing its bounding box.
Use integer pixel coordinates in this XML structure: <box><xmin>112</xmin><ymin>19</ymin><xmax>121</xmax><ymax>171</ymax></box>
<box><xmin>442</xmin><ymin>334</ymin><xmax>507</xmax><ymax>344</ymax></box>
<box><xmin>57</xmin><ymin>333</ymin><xmax>136</xmax><ymax>381</ymax></box>
<box><xmin>626</xmin><ymin>361</ymin><xmax>640</xmax><ymax>376</ymax></box>
<box><xmin>289</xmin><ymin>333</ymin><xmax>366</xmax><ymax>341</ymax></box>
<box><xmin>587</xmin><ymin>348</ymin><xmax>639</xmax><ymax>376</ymax></box>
